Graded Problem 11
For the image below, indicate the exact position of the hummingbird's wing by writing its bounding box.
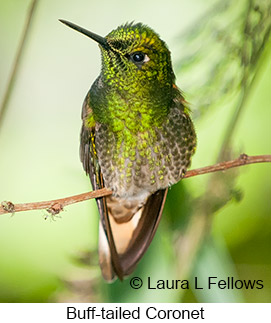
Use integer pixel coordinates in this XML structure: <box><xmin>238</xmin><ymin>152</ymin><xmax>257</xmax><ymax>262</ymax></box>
<box><xmin>80</xmin><ymin>94</ymin><xmax>168</xmax><ymax>281</ymax></box>
<box><xmin>80</xmin><ymin>94</ymin><xmax>124</xmax><ymax>281</ymax></box>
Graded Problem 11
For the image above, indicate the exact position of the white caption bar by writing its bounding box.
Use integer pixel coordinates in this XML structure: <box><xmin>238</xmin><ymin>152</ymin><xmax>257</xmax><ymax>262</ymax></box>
<box><xmin>0</xmin><ymin>303</ymin><xmax>270</xmax><ymax>322</ymax></box>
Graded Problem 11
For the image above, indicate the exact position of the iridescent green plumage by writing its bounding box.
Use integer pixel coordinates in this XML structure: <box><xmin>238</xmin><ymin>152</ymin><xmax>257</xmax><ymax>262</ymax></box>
<box><xmin>60</xmin><ymin>20</ymin><xmax>196</xmax><ymax>281</ymax></box>
<box><xmin>86</xmin><ymin>23</ymin><xmax>196</xmax><ymax>197</ymax></box>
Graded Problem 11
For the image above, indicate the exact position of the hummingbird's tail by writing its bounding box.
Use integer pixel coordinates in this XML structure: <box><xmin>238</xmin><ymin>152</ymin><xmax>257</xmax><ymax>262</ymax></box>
<box><xmin>98</xmin><ymin>189</ymin><xmax>168</xmax><ymax>281</ymax></box>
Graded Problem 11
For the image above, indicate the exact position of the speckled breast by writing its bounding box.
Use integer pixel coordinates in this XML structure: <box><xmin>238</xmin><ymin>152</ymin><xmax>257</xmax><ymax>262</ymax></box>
<box><xmin>95</xmin><ymin>107</ymin><xmax>196</xmax><ymax>198</ymax></box>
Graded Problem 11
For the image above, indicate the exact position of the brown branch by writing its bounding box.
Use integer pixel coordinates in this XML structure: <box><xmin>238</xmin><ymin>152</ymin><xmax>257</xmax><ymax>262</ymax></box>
<box><xmin>1</xmin><ymin>154</ymin><xmax>270</xmax><ymax>216</ymax></box>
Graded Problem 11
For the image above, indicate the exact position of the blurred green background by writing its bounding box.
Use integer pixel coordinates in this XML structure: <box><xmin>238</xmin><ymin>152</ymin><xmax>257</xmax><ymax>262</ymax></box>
<box><xmin>0</xmin><ymin>0</ymin><xmax>270</xmax><ymax>302</ymax></box>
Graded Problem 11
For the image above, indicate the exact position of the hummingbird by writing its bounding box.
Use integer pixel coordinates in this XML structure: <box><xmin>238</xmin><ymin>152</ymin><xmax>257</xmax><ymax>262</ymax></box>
<box><xmin>60</xmin><ymin>20</ymin><xmax>197</xmax><ymax>281</ymax></box>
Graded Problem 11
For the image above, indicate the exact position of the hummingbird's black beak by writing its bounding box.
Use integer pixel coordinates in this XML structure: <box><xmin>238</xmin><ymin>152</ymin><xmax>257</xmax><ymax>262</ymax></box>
<box><xmin>59</xmin><ymin>19</ymin><xmax>109</xmax><ymax>49</ymax></box>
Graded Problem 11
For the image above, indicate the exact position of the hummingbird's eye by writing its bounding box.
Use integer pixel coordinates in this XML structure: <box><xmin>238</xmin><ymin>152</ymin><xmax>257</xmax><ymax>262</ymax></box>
<box><xmin>131</xmin><ymin>52</ymin><xmax>145</xmax><ymax>62</ymax></box>
<box><xmin>130</xmin><ymin>51</ymin><xmax>149</xmax><ymax>64</ymax></box>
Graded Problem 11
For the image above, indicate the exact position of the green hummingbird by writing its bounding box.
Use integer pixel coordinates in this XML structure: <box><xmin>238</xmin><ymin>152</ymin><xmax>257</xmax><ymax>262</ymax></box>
<box><xmin>60</xmin><ymin>20</ymin><xmax>197</xmax><ymax>281</ymax></box>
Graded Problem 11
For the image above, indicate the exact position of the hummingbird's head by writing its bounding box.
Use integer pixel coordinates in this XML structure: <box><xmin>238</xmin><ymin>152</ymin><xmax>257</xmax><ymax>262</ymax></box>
<box><xmin>60</xmin><ymin>20</ymin><xmax>175</xmax><ymax>93</ymax></box>
<box><xmin>103</xmin><ymin>23</ymin><xmax>175</xmax><ymax>85</ymax></box>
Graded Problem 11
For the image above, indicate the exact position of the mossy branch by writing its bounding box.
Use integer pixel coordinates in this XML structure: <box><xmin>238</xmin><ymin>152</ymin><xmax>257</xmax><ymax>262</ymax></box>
<box><xmin>1</xmin><ymin>154</ymin><xmax>270</xmax><ymax>216</ymax></box>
